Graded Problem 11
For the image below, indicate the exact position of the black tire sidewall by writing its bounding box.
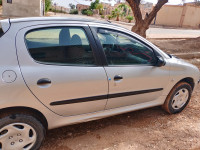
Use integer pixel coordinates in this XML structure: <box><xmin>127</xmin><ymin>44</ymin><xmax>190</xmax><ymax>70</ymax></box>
<box><xmin>168</xmin><ymin>83</ymin><xmax>192</xmax><ymax>114</ymax></box>
<box><xmin>0</xmin><ymin>114</ymin><xmax>45</xmax><ymax>150</ymax></box>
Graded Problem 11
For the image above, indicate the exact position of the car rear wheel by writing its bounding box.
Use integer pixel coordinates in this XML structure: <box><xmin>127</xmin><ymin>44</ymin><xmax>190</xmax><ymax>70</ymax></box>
<box><xmin>162</xmin><ymin>82</ymin><xmax>192</xmax><ymax>114</ymax></box>
<box><xmin>0</xmin><ymin>114</ymin><xmax>45</xmax><ymax>150</ymax></box>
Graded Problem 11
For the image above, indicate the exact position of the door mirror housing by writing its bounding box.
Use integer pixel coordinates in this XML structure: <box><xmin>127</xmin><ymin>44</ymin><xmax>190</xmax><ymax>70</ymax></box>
<box><xmin>156</xmin><ymin>56</ymin><xmax>166</xmax><ymax>67</ymax></box>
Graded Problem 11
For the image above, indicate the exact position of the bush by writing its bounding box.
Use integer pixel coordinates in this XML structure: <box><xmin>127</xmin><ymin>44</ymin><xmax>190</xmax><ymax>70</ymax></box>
<box><xmin>86</xmin><ymin>10</ymin><xmax>93</xmax><ymax>16</ymax></box>
<box><xmin>126</xmin><ymin>15</ymin><xmax>134</xmax><ymax>23</ymax></box>
<box><xmin>81</xmin><ymin>9</ymin><xmax>88</xmax><ymax>15</ymax></box>
<box><xmin>101</xmin><ymin>15</ymin><xmax>105</xmax><ymax>19</ymax></box>
<box><xmin>50</xmin><ymin>8</ymin><xmax>66</xmax><ymax>14</ymax></box>
<box><xmin>70</xmin><ymin>9</ymin><xmax>78</xmax><ymax>14</ymax></box>
<box><xmin>107</xmin><ymin>15</ymin><xmax>112</xmax><ymax>20</ymax></box>
<box><xmin>45</xmin><ymin>0</ymin><xmax>52</xmax><ymax>12</ymax></box>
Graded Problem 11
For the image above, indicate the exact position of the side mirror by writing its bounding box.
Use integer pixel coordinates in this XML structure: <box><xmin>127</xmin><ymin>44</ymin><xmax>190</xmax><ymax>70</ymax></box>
<box><xmin>156</xmin><ymin>56</ymin><xmax>166</xmax><ymax>67</ymax></box>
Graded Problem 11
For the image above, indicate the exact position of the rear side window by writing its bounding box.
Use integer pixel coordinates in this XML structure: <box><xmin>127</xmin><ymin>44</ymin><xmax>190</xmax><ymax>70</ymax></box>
<box><xmin>25</xmin><ymin>27</ymin><xmax>96</xmax><ymax>66</ymax></box>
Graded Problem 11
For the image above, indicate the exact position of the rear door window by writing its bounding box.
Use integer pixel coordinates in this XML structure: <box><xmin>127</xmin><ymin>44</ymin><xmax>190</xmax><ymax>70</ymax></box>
<box><xmin>0</xmin><ymin>23</ymin><xmax>4</xmax><ymax>37</ymax></box>
<box><xmin>25</xmin><ymin>27</ymin><xmax>96</xmax><ymax>65</ymax></box>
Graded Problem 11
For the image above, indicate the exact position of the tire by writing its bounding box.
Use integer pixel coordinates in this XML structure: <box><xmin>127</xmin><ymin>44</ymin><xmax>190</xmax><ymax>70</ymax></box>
<box><xmin>0</xmin><ymin>114</ymin><xmax>46</xmax><ymax>150</ymax></box>
<box><xmin>162</xmin><ymin>82</ymin><xmax>192</xmax><ymax>114</ymax></box>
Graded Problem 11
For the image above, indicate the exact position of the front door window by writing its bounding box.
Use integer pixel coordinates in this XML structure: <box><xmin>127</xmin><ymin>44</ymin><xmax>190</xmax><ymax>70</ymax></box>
<box><xmin>97</xmin><ymin>29</ymin><xmax>157</xmax><ymax>66</ymax></box>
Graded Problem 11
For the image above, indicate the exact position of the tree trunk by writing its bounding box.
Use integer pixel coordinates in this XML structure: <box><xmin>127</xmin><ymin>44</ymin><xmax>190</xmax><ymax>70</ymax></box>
<box><xmin>126</xmin><ymin>0</ymin><xmax>168</xmax><ymax>38</ymax></box>
<box><xmin>131</xmin><ymin>20</ymin><xmax>148</xmax><ymax>38</ymax></box>
<box><xmin>116</xmin><ymin>15</ymin><xmax>119</xmax><ymax>21</ymax></box>
<box><xmin>132</xmin><ymin>24</ymin><xmax>147</xmax><ymax>38</ymax></box>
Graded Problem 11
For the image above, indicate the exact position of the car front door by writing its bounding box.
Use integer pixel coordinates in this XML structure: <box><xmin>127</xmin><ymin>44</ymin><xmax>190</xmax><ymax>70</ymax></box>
<box><xmin>92</xmin><ymin>28</ymin><xmax>170</xmax><ymax>109</ymax></box>
<box><xmin>16</xmin><ymin>24</ymin><xmax>108</xmax><ymax>116</ymax></box>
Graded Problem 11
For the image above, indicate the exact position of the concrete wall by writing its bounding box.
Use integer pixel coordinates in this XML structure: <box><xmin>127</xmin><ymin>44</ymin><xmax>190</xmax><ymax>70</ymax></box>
<box><xmin>54</xmin><ymin>6</ymin><xmax>70</xmax><ymax>13</ymax></box>
<box><xmin>155</xmin><ymin>5</ymin><xmax>183</xmax><ymax>27</ymax></box>
<box><xmin>182</xmin><ymin>5</ymin><xmax>200</xmax><ymax>28</ymax></box>
<box><xmin>154</xmin><ymin>4</ymin><xmax>200</xmax><ymax>29</ymax></box>
<box><xmin>2</xmin><ymin>0</ymin><xmax>44</xmax><ymax>17</ymax></box>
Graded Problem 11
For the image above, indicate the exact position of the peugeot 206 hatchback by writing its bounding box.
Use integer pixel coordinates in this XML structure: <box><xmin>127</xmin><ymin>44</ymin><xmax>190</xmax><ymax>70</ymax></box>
<box><xmin>0</xmin><ymin>17</ymin><xmax>199</xmax><ymax>149</ymax></box>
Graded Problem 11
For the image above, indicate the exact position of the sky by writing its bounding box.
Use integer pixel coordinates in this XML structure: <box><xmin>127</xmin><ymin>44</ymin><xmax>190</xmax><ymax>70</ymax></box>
<box><xmin>52</xmin><ymin>0</ymin><xmax>195</xmax><ymax>8</ymax></box>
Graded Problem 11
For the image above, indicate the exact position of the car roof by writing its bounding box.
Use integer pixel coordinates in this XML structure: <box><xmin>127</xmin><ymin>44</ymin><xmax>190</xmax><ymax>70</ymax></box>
<box><xmin>9</xmin><ymin>17</ymin><xmax>119</xmax><ymax>26</ymax></box>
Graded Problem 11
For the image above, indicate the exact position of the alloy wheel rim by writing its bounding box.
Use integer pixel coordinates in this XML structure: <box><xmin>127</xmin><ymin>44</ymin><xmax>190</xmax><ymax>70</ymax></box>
<box><xmin>171</xmin><ymin>88</ymin><xmax>189</xmax><ymax>110</ymax></box>
<box><xmin>0</xmin><ymin>123</ymin><xmax>37</xmax><ymax>150</ymax></box>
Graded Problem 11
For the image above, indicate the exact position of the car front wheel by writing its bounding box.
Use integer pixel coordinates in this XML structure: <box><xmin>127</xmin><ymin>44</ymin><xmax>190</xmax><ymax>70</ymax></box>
<box><xmin>162</xmin><ymin>82</ymin><xmax>192</xmax><ymax>114</ymax></box>
<box><xmin>0</xmin><ymin>114</ymin><xmax>45</xmax><ymax>150</ymax></box>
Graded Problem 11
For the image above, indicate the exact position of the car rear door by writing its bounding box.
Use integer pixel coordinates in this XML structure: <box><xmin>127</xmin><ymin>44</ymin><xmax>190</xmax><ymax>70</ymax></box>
<box><xmin>16</xmin><ymin>24</ymin><xmax>108</xmax><ymax>116</ymax></box>
<box><xmin>91</xmin><ymin>27</ymin><xmax>170</xmax><ymax>109</ymax></box>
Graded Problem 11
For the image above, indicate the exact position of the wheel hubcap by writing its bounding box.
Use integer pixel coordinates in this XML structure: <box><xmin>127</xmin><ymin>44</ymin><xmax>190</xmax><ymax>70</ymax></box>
<box><xmin>171</xmin><ymin>88</ymin><xmax>189</xmax><ymax>110</ymax></box>
<box><xmin>0</xmin><ymin>123</ymin><xmax>37</xmax><ymax>150</ymax></box>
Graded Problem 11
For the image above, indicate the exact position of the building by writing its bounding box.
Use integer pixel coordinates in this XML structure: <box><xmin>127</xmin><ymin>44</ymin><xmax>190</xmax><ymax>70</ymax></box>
<box><xmin>77</xmin><ymin>4</ymin><xmax>90</xmax><ymax>12</ymax></box>
<box><xmin>2</xmin><ymin>0</ymin><xmax>45</xmax><ymax>17</ymax></box>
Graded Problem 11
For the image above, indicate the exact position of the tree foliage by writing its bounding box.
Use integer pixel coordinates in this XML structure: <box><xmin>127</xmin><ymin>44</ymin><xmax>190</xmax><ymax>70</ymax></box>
<box><xmin>90</xmin><ymin>0</ymin><xmax>99</xmax><ymax>10</ymax></box>
<box><xmin>126</xmin><ymin>0</ymin><xmax>168</xmax><ymax>37</ymax></box>
<box><xmin>81</xmin><ymin>0</ymin><xmax>99</xmax><ymax>16</ymax></box>
<box><xmin>69</xmin><ymin>3</ymin><xmax>76</xmax><ymax>9</ymax></box>
<box><xmin>0</xmin><ymin>0</ymin><xmax>2</xmax><ymax>5</ymax></box>
<box><xmin>45</xmin><ymin>0</ymin><xmax>52</xmax><ymax>12</ymax></box>
<box><xmin>118</xmin><ymin>3</ymin><xmax>129</xmax><ymax>16</ymax></box>
<box><xmin>111</xmin><ymin>8</ymin><xmax>122</xmax><ymax>21</ymax></box>
<box><xmin>111</xmin><ymin>4</ymin><xmax>131</xmax><ymax>21</ymax></box>
<box><xmin>86</xmin><ymin>10</ymin><xmax>93</xmax><ymax>16</ymax></box>
<box><xmin>96</xmin><ymin>3</ymin><xmax>104</xmax><ymax>15</ymax></box>
<box><xmin>126</xmin><ymin>15</ymin><xmax>134</xmax><ymax>23</ymax></box>
<box><xmin>81</xmin><ymin>9</ymin><xmax>88</xmax><ymax>15</ymax></box>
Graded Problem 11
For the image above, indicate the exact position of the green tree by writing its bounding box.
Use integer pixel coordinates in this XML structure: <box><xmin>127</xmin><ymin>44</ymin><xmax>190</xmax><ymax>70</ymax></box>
<box><xmin>118</xmin><ymin>4</ymin><xmax>132</xmax><ymax>18</ymax></box>
<box><xmin>45</xmin><ymin>0</ymin><xmax>52</xmax><ymax>12</ymax></box>
<box><xmin>69</xmin><ymin>3</ymin><xmax>75</xmax><ymax>9</ymax></box>
<box><xmin>96</xmin><ymin>3</ymin><xmax>104</xmax><ymax>15</ymax></box>
<box><xmin>0</xmin><ymin>0</ymin><xmax>2</xmax><ymax>5</ymax></box>
<box><xmin>90</xmin><ymin>0</ymin><xmax>99</xmax><ymax>10</ymax></box>
<box><xmin>111</xmin><ymin>8</ymin><xmax>123</xmax><ymax>21</ymax></box>
<box><xmin>126</xmin><ymin>15</ymin><xmax>134</xmax><ymax>23</ymax></box>
<box><xmin>118</xmin><ymin>4</ymin><xmax>129</xmax><ymax>19</ymax></box>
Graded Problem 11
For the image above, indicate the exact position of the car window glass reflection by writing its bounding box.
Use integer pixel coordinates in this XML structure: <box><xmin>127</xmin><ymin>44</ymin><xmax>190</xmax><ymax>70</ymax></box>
<box><xmin>97</xmin><ymin>29</ymin><xmax>156</xmax><ymax>65</ymax></box>
<box><xmin>25</xmin><ymin>27</ymin><xmax>95</xmax><ymax>65</ymax></box>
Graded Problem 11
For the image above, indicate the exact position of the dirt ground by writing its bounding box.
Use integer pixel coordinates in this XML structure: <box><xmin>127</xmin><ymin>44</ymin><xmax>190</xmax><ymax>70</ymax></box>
<box><xmin>41</xmin><ymin>39</ymin><xmax>200</xmax><ymax>150</ymax></box>
<box><xmin>41</xmin><ymin>79</ymin><xmax>200</xmax><ymax>150</ymax></box>
<box><xmin>149</xmin><ymin>37</ymin><xmax>200</xmax><ymax>54</ymax></box>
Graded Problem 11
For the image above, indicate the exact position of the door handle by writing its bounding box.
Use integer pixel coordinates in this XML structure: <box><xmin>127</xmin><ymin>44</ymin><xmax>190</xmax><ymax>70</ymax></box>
<box><xmin>37</xmin><ymin>78</ymin><xmax>51</xmax><ymax>85</ymax></box>
<box><xmin>114</xmin><ymin>75</ymin><xmax>123</xmax><ymax>81</ymax></box>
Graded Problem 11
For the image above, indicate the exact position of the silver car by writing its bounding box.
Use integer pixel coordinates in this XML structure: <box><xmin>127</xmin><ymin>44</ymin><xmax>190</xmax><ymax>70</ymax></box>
<box><xmin>0</xmin><ymin>17</ymin><xmax>199</xmax><ymax>150</ymax></box>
